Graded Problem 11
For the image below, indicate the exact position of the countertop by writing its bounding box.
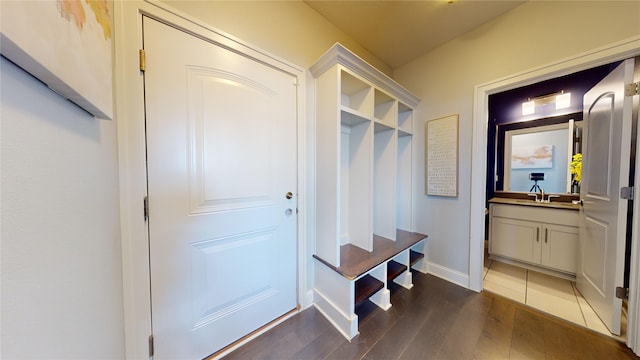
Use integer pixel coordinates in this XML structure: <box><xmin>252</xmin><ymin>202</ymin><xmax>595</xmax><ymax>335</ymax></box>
<box><xmin>489</xmin><ymin>197</ymin><xmax>580</xmax><ymax>210</ymax></box>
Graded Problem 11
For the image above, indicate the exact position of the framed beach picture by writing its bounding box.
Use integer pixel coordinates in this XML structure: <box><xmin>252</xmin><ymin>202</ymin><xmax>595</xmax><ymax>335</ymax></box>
<box><xmin>0</xmin><ymin>0</ymin><xmax>113</xmax><ymax>119</ymax></box>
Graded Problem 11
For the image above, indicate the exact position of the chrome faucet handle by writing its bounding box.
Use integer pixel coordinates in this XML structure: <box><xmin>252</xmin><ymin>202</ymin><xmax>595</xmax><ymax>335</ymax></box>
<box><xmin>547</xmin><ymin>195</ymin><xmax>560</xmax><ymax>203</ymax></box>
<box><xmin>540</xmin><ymin>188</ymin><xmax>545</xmax><ymax>201</ymax></box>
<box><xmin>527</xmin><ymin>193</ymin><xmax>539</xmax><ymax>202</ymax></box>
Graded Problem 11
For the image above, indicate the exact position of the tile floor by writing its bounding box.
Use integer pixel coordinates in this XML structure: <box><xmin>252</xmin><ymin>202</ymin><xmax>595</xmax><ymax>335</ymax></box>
<box><xmin>483</xmin><ymin>254</ymin><xmax>625</xmax><ymax>340</ymax></box>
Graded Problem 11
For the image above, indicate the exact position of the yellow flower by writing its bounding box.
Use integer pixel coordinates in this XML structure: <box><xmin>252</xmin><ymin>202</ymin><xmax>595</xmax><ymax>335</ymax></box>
<box><xmin>570</xmin><ymin>153</ymin><xmax>582</xmax><ymax>182</ymax></box>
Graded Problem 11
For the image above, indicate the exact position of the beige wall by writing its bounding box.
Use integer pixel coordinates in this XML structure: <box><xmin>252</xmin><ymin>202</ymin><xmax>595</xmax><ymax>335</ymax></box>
<box><xmin>393</xmin><ymin>1</ymin><xmax>640</xmax><ymax>277</ymax></box>
<box><xmin>161</xmin><ymin>0</ymin><xmax>391</xmax><ymax>74</ymax></box>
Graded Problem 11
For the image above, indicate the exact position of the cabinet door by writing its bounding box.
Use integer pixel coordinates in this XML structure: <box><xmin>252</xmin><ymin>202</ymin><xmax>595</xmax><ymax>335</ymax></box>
<box><xmin>541</xmin><ymin>224</ymin><xmax>578</xmax><ymax>274</ymax></box>
<box><xmin>490</xmin><ymin>217</ymin><xmax>541</xmax><ymax>264</ymax></box>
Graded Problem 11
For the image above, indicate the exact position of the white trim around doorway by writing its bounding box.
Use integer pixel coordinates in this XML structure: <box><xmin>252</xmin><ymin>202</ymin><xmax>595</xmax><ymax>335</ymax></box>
<box><xmin>470</xmin><ymin>36</ymin><xmax>640</xmax><ymax>353</ymax></box>
<box><xmin>114</xmin><ymin>1</ymin><xmax>309</xmax><ymax>358</ymax></box>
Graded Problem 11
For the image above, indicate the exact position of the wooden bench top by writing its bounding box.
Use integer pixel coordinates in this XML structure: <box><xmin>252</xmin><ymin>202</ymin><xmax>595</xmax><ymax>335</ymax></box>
<box><xmin>313</xmin><ymin>229</ymin><xmax>428</xmax><ymax>280</ymax></box>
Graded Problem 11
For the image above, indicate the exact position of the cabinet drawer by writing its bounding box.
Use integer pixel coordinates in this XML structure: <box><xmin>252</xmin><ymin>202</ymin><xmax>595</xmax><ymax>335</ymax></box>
<box><xmin>491</xmin><ymin>204</ymin><xmax>578</xmax><ymax>226</ymax></box>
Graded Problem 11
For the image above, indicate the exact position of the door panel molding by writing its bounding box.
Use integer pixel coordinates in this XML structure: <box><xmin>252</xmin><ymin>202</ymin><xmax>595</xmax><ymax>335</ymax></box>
<box><xmin>585</xmin><ymin>92</ymin><xmax>615</xmax><ymax>198</ymax></box>
<box><xmin>190</xmin><ymin>228</ymin><xmax>279</xmax><ymax>328</ymax></box>
<box><xmin>581</xmin><ymin>216</ymin><xmax>608</xmax><ymax>296</ymax></box>
<box><xmin>187</xmin><ymin>66</ymin><xmax>277</xmax><ymax>213</ymax></box>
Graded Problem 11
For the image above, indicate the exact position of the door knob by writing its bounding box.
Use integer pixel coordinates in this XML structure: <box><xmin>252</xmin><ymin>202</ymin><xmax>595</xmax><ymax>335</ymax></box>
<box><xmin>285</xmin><ymin>208</ymin><xmax>293</xmax><ymax>216</ymax></box>
<box><xmin>286</xmin><ymin>191</ymin><xmax>293</xmax><ymax>199</ymax></box>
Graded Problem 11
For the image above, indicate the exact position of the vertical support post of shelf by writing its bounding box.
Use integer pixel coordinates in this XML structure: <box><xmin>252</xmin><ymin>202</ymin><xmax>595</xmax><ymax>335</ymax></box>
<box><xmin>411</xmin><ymin>239</ymin><xmax>429</xmax><ymax>274</ymax></box>
<box><xmin>412</xmin><ymin>258</ymin><xmax>429</xmax><ymax>274</ymax></box>
<box><xmin>394</xmin><ymin>271</ymin><xmax>414</xmax><ymax>289</ymax></box>
<box><xmin>393</xmin><ymin>250</ymin><xmax>414</xmax><ymax>289</ymax></box>
<box><xmin>368</xmin><ymin>263</ymin><xmax>392</xmax><ymax>310</ymax></box>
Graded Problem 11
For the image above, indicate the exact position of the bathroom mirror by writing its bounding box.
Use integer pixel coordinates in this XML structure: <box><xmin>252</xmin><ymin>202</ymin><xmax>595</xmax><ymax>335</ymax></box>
<box><xmin>494</xmin><ymin>114</ymin><xmax>582</xmax><ymax>195</ymax></box>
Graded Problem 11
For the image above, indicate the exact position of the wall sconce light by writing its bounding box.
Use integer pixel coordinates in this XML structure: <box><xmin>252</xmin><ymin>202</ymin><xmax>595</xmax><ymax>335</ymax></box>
<box><xmin>522</xmin><ymin>100</ymin><xmax>535</xmax><ymax>116</ymax></box>
<box><xmin>555</xmin><ymin>92</ymin><xmax>571</xmax><ymax>110</ymax></box>
<box><xmin>521</xmin><ymin>91</ymin><xmax>571</xmax><ymax>116</ymax></box>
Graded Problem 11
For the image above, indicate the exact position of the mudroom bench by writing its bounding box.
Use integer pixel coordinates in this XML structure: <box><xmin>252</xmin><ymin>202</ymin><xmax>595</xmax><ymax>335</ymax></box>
<box><xmin>313</xmin><ymin>230</ymin><xmax>428</xmax><ymax>340</ymax></box>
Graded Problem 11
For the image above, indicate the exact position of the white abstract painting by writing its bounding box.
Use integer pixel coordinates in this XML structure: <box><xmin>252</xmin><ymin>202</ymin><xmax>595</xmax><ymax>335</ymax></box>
<box><xmin>511</xmin><ymin>145</ymin><xmax>553</xmax><ymax>169</ymax></box>
<box><xmin>1</xmin><ymin>0</ymin><xmax>113</xmax><ymax>119</ymax></box>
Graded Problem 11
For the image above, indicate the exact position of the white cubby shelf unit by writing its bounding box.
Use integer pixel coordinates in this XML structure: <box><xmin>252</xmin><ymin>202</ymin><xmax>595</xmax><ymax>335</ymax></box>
<box><xmin>310</xmin><ymin>43</ymin><xmax>428</xmax><ymax>340</ymax></box>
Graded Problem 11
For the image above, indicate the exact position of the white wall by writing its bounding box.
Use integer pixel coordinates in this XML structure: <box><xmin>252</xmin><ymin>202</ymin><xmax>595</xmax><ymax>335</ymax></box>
<box><xmin>394</xmin><ymin>1</ymin><xmax>640</xmax><ymax>283</ymax></box>
<box><xmin>1</xmin><ymin>57</ymin><xmax>125</xmax><ymax>358</ymax></box>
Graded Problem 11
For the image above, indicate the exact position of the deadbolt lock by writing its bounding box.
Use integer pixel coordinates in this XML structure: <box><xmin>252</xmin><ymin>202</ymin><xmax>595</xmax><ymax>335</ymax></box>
<box><xmin>286</xmin><ymin>192</ymin><xmax>293</xmax><ymax>199</ymax></box>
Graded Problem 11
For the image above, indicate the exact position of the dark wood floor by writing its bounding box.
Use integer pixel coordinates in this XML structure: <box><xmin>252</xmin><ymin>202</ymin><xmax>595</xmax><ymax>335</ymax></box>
<box><xmin>222</xmin><ymin>271</ymin><xmax>639</xmax><ymax>360</ymax></box>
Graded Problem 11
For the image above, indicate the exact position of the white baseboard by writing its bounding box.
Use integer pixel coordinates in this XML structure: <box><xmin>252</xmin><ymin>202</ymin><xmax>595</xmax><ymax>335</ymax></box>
<box><xmin>426</xmin><ymin>261</ymin><xmax>470</xmax><ymax>289</ymax></box>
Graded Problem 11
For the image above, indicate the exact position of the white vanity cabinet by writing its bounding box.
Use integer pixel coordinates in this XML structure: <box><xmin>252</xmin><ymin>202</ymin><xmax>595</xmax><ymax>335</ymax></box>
<box><xmin>489</xmin><ymin>202</ymin><xmax>579</xmax><ymax>276</ymax></box>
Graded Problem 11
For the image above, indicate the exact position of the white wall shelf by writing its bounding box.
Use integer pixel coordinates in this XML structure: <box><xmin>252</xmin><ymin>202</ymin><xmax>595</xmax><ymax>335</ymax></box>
<box><xmin>311</xmin><ymin>43</ymin><xmax>426</xmax><ymax>340</ymax></box>
<box><xmin>398</xmin><ymin>102</ymin><xmax>413</xmax><ymax>134</ymax></box>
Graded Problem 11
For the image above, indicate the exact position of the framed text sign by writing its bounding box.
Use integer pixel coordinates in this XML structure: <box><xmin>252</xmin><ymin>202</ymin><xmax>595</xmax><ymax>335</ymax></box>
<box><xmin>425</xmin><ymin>114</ymin><xmax>458</xmax><ymax>197</ymax></box>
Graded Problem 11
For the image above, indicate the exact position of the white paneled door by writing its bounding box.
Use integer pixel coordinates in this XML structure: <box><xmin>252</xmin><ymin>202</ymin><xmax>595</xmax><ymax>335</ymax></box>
<box><xmin>143</xmin><ymin>17</ymin><xmax>298</xmax><ymax>359</ymax></box>
<box><xmin>577</xmin><ymin>59</ymin><xmax>635</xmax><ymax>335</ymax></box>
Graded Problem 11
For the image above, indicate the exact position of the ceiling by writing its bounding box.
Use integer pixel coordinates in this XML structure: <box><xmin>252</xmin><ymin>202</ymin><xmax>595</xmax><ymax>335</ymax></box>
<box><xmin>304</xmin><ymin>0</ymin><xmax>526</xmax><ymax>68</ymax></box>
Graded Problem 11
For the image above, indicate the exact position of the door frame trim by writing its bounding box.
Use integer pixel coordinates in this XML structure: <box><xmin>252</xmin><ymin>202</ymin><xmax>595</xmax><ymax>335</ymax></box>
<box><xmin>470</xmin><ymin>36</ymin><xmax>640</xmax><ymax>352</ymax></box>
<box><xmin>627</xmin><ymin>56</ymin><xmax>640</xmax><ymax>354</ymax></box>
<box><xmin>114</xmin><ymin>1</ymin><xmax>308</xmax><ymax>358</ymax></box>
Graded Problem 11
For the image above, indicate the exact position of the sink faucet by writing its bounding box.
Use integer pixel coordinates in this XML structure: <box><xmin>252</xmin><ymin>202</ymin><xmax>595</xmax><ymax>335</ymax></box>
<box><xmin>540</xmin><ymin>188</ymin><xmax>545</xmax><ymax>202</ymax></box>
